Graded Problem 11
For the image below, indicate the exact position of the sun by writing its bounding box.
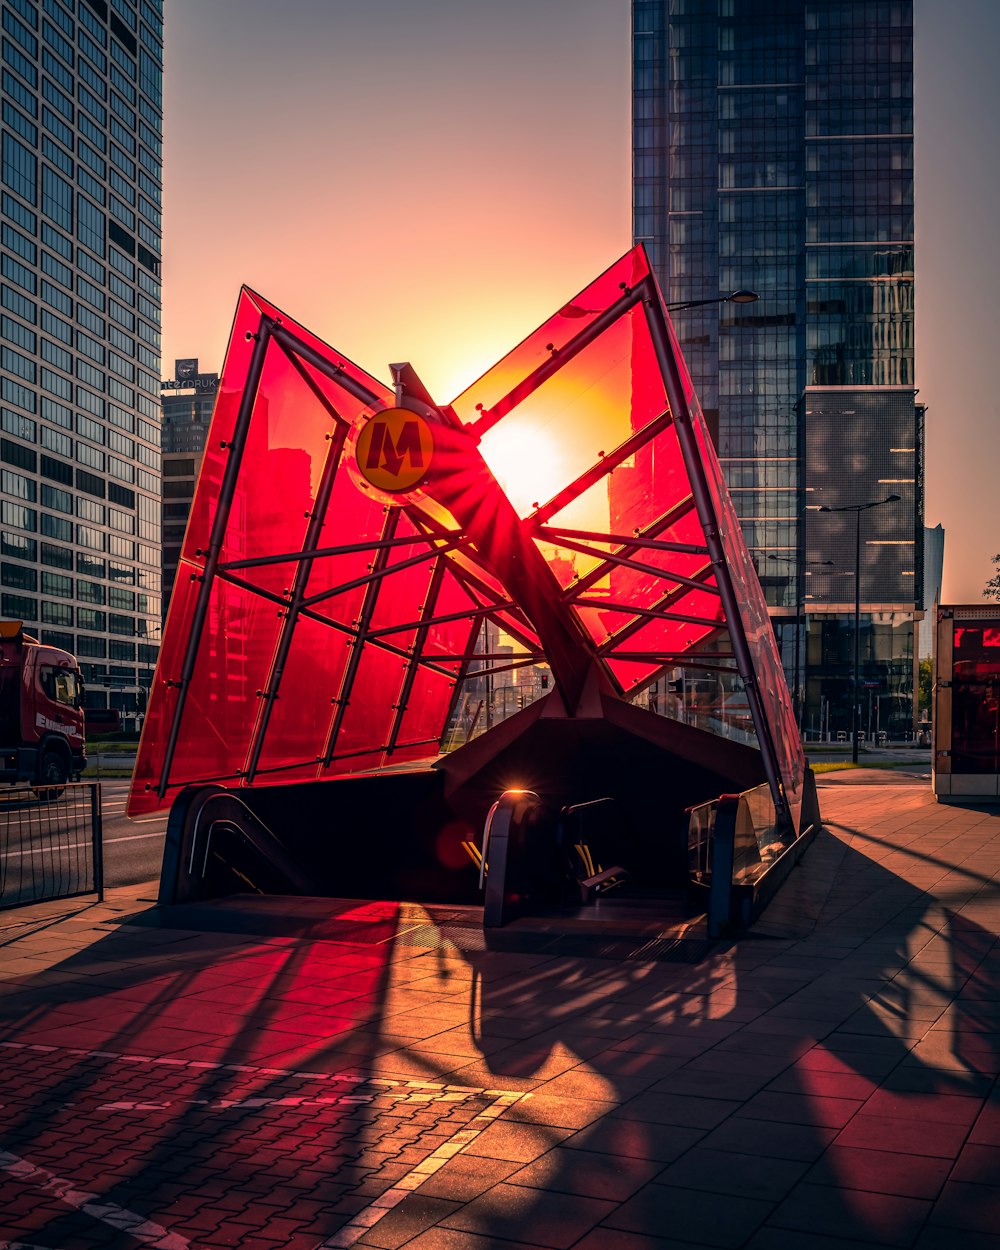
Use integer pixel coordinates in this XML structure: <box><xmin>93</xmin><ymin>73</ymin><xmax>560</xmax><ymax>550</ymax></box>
<box><xmin>478</xmin><ymin>420</ymin><xmax>564</xmax><ymax>518</ymax></box>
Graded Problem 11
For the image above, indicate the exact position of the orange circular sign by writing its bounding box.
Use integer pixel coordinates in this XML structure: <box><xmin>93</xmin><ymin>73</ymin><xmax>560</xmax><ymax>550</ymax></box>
<box><xmin>355</xmin><ymin>408</ymin><xmax>435</xmax><ymax>493</ymax></box>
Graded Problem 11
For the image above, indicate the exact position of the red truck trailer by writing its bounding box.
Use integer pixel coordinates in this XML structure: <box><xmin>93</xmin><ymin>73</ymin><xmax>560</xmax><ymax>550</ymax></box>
<box><xmin>0</xmin><ymin>620</ymin><xmax>86</xmax><ymax>786</ymax></box>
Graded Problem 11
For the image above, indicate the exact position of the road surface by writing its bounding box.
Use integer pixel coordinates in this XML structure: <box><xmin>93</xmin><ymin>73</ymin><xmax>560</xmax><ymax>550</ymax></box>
<box><xmin>1</xmin><ymin>778</ymin><xmax>167</xmax><ymax>907</ymax></box>
<box><xmin>98</xmin><ymin>777</ymin><xmax>168</xmax><ymax>886</ymax></box>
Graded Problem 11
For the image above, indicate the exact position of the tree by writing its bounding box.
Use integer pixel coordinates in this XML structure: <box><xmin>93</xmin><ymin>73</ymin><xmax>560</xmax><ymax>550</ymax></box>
<box><xmin>918</xmin><ymin>657</ymin><xmax>933</xmax><ymax>715</ymax></box>
<box><xmin>986</xmin><ymin>554</ymin><xmax>1000</xmax><ymax>602</ymax></box>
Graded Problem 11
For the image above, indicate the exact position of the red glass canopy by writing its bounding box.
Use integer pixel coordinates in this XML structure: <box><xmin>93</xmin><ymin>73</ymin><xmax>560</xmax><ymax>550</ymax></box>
<box><xmin>129</xmin><ymin>248</ymin><xmax>804</xmax><ymax>830</ymax></box>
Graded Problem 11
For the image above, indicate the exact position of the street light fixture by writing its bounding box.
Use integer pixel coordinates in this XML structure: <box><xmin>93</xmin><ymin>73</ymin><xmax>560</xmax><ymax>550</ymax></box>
<box><xmin>666</xmin><ymin>290</ymin><xmax>759</xmax><ymax>311</ymax></box>
<box><xmin>817</xmin><ymin>494</ymin><xmax>902</xmax><ymax>763</ymax></box>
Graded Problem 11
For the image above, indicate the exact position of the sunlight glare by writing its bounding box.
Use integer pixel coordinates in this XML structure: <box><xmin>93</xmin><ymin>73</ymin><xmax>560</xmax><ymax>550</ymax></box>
<box><xmin>480</xmin><ymin>421</ymin><xmax>564</xmax><ymax>518</ymax></box>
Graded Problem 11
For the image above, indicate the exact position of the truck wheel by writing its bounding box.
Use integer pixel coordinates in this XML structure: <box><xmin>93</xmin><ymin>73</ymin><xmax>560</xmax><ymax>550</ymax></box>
<box><xmin>34</xmin><ymin>750</ymin><xmax>68</xmax><ymax>802</ymax></box>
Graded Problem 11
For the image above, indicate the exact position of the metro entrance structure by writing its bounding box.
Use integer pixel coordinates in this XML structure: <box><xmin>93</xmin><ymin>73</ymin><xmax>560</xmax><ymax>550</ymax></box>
<box><xmin>130</xmin><ymin>247</ymin><xmax>818</xmax><ymax>926</ymax></box>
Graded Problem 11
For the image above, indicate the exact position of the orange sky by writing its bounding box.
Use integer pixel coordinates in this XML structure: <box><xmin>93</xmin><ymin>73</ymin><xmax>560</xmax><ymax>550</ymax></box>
<box><xmin>162</xmin><ymin>0</ymin><xmax>999</xmax><ymax>603</ymax></box>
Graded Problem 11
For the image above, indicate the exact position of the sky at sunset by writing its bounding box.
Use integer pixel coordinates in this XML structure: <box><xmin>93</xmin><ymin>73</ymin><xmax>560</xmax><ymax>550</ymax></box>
<box><xmin>162</xmin><ymin>0</ymin><xmax>999</xmax><ymax>603</ymax></box>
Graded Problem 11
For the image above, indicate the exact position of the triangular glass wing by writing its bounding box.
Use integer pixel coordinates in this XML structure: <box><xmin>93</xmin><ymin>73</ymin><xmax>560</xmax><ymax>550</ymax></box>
<box><xmin>130</xmin><ymin>251</ymin><xmax>805</xmax><ymax>834</ymax></box>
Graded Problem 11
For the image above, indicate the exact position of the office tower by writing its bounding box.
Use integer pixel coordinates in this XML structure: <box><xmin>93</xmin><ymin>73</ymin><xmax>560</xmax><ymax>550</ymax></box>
<box><xmin>161</xmin><ymin>357</ymin><xmax>217</xmax><ymax>612</ymax></box>
<box><xmin>633</xmin><ymin>0</ymin><xmax>922</xmax><ymax>738</ymax></box>
<box><xmin>0</xmin><ymin>0</ymin><xmax>163</xmax><ymax>718</ymax></box>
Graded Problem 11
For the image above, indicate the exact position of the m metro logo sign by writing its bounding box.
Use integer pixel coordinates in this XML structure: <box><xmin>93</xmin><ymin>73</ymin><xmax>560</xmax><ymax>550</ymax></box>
<box><xmin>355</xmin><ymin>408</ymin><xmax>435</xmax><ymax>493</ymax></box>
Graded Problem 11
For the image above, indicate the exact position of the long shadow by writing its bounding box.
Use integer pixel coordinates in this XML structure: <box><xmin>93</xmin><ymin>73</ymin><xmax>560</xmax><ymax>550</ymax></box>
<box><xmin>0</xmin><ymin>901</ymin><xmax>405</xmax><ymax>1248</ymax></box>
<box><xmin>446</xmin><ymin>820</ymin><xmax>999</xmax><ymax>1245</ymax></box>
<box><xmin>0</xmin><ymin>808</ymin><xmax>997</xmax><ymax>1248</ymax></box>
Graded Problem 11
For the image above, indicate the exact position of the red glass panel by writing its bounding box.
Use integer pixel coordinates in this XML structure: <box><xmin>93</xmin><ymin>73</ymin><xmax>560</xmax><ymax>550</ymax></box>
<box><xmin>251</xmin><ymin>613</ymin><xmax>350</xmax><ymax>778</ymax></box>
<box><xmin>328</xmin><ymin>644</ymin><xmax>408</xmax><ymax>767</ymax></box>
<box><xmin>393</xmin><ymin>670</ymin><xmax>455</xmax><ymax>749</ymax></box>
<box><xmin>317</xmin><ymin>518</ymin><xmax>434</xmax><ymax>769</ymax></box>
<box><xmin>131</xmin><ymin>248</ymin><xmax>806</xmax><ymax>828</ymax></box>
<box><xmin>679</xmin><ymin>334</ymin><xmax>805</xmax><ymax>823</ymax></box>
<box><xmin>301</xmin><ymin>478</ymin><xmax>392</xmax><ymax>629</ymax></box>
<box><xmin>450</xmin><ymin>249</ymin><xmax>653</xmax><ymax>428</ymax></box>
<box><xmin>476</xmin><ymin>318</ymin><xmax>644</xmax><ymax>520</ymax></box>
<box><xmin>180</xmin><ymin>293</ymin><xmax>263</xmax><ymax>571</ymax></box>
<box><xmin>391</xmin><ymin>571</ymin><xmax>480</xmax><ymax>750</ymax></box>
<box><xmin>127</xmin><ymin>563</ymin><xmax>200</xmax><ymax>815</ymax></box>
<box><xmin>603</xmin><ymin>616</ymin><xmax>722</xmax><ymax>693</ymax></box>
<box><xmin>169</xmin><ymin>575</ymin><xmax>283</xmax><ymax>784</ymax></box>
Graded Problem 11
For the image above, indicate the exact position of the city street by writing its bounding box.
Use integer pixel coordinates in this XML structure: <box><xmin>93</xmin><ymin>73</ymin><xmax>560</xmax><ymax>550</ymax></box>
<box><xmin>97</xmin><ymin>778</ymin><xmax>169</xmax><ymax>888</ymax></box>
<box><xmin>0</xmin><ymin>779</ymin><xmax>167</xmax><ymax>907</ymax></box>
<box><xmin>1</xmin><ymin>772</ymin><xmax>997</xmax><ymax>1250</ymax></box>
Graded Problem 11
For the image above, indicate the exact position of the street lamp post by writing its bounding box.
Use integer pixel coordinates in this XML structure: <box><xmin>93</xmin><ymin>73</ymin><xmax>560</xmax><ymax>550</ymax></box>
<box><xmin>817</xmin><ymin>494</ymin><xmax>901</xmax><ymax>764</ymax></box>
<box><xmin>666</xmin><ymin>290</ymin><xmax>759</xmax><ymax>312</ymax></box>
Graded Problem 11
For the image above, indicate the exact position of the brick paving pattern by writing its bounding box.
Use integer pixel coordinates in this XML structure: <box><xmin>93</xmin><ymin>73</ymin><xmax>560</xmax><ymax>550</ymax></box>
<box><xmin>0</xmin><ymin>773</ymin><xmax>997</xmax><ymax>1249</ymax></box>
<box><xmin>0</xmin><ymin>1041</ymin><xmax>513</xmax><ymax>1249</ymax></box>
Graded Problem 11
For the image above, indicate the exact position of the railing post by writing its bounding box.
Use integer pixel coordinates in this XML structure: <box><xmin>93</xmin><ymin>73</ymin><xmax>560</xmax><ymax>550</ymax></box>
<box><xmin>707</xmin><ymin>795</ymin><xmax>739</xmax><ymax>939</ymax></box>
<box><xmin>91</xmin><ymin>782</ymin><xmax>104</xmax><ymax>903</ymax></box>
<box><xmin>482</xmin><ymin>790</ymin><xmax>542</xmax><ymax>928</ymax></box>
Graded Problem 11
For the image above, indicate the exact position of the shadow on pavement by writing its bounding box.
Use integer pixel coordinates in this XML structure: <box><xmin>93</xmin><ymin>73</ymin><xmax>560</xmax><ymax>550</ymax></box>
<box><xmin>0</xmin><ymin>815</ymin><xmax>996</xmax><ymax>1249</ymax></box>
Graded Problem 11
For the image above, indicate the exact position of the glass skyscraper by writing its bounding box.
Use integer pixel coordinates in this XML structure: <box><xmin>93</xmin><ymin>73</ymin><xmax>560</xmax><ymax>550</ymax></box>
<box><xmin>634</xmin><ymin>0</ymin><xmax>921</xmax><ymax>738</ymax></box>
<box><xmin>160</xmin><ymin>357</ymin><xmax>217</xmax><ymax>614</ymax></box>
<box><xmin>0</xmin><ymin>0</ymin><xmax>163</xmax><ymax>717</ymax></box>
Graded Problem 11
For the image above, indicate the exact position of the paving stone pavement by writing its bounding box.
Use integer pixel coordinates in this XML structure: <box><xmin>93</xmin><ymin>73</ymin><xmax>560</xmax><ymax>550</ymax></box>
<box><xmin>0</xmin><ymin>775</ymin><xmax>998</xmax><ymax>1249</ymax></box>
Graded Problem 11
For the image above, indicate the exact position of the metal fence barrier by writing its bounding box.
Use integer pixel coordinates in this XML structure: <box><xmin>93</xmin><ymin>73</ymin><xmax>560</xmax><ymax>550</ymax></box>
<box><xmin>687</xmin><ymin>770</ymin><xmax>820</xmax><ymax>938</ymax></box>
<box><xmin>0</xmin><ymin>782</ymin><xmax>103</xmax><ymax>910</ymax></box>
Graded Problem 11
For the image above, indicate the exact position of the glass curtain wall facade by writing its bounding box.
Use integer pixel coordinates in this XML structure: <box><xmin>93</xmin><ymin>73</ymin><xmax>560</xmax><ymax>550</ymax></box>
<box><xmin>0</xmin><ymin>0</ymin><xmax>163</xmax><ymax>716</ymax></box>
<box><xmin>633</xmin><ymin>0</ymin><xmax>919</xmax><ymax>737</ymax></box>
<box><xmin>161</xmin><ymin>359</ymin><xmax>218</xmax><ymax>616</ymax></box>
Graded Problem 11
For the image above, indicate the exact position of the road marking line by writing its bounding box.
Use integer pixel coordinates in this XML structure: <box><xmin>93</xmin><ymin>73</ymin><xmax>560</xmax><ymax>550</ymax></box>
<box><xmin>0</xmin><ymin>1039</ymin><xmax>508</xmax><ymax>1096</ymax></box>
<box><xmin>0</xmin><ymin>1148</ymin><xmax>190</xmax><ymax>1249</ymax></box>
<box><xmin>104</xmin><ymin>830</ymin><xmax>166</xmax><ymax>841</ymax></box>
<box><xmin>315</xmin><ymin>1091</ymin><xmax>524</xmax><ymax>1248</ymax></box>
<box><xmin>2</xmin><ymin>831</ymin><xmax>166</xmax><ymax>860</ymax></box>
<box><xmin>93</xmin><ymin>1088</ymin><xmax>479</xmax><ymax>1113</ymax></box>
<box><xmin>0</xmin><ymin>1039</ymin><xmax>529</xmax><ymax>1250</ymax></box>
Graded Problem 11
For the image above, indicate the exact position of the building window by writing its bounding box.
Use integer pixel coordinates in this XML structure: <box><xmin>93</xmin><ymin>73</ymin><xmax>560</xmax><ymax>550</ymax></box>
<box><xmin>1</xmin><ymin>591</ymin><xmax>37</xmax><ymax>619</ymax></box>
<box><xmin>76</xmin><ymin>633</ymin><xmax>107</xmax><ymax>657</ymax></box>
<box><xmin>42</xmin><ymin>600</ymin><xmax>73</xmax><ymax>627</ymax></box>
<box><xmin>41</xmin><ymin>541</ymin><xmax>73</xmax><ymax>569</ymax></box>
<box><xmin>1</xmin><ymin>560</ymin><xmax>36</xmax><ymax>591</ymax></box>
<box><xmin>77</xmin><ymin>193</ymin><xmax>105</xmax><ymax>257</ymax></box>
<box><xmin>0</xmin><ymin>530</ymin><xmax>35</xmax><ymax>560</ymax></box>
<box><xmin>1</xmin><ymin>500</ymin><xmax>36</xmax><ymax>531</ymax></box>
<box><xmin>2</xmin><ymin>130</ymin><xmax>36</xmax><ymax>204</ymax></box>
<box><xmin>77</xmin><ymin>608</ymin><xmax>106</xmax><ymax>631</ymax></box>
<box><xmin>41</xmin><ymin>164</ymin><xmax>73</xmax><ymax>231</ymax></box>
<box><xmin>39</xmin><ymin>514</ymin><xmax>72</xmax><ymax>544</ymax></box>
<box><xmin>77</xmin><ymin>578</ymin><xmax>106</xmax><ymax>605</ymax></box>
<box><xmin>41</xmin><ymin>570</ymin><xmax>73</xmax><ymax>599</ymax></box>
